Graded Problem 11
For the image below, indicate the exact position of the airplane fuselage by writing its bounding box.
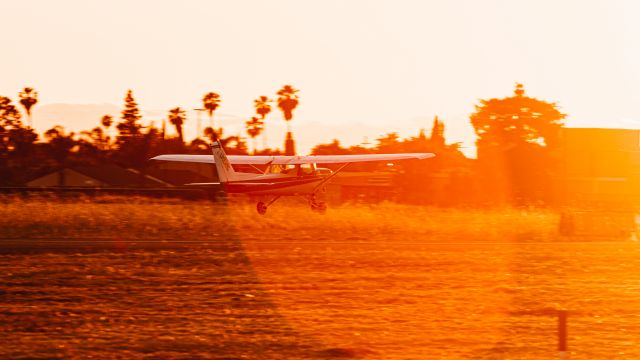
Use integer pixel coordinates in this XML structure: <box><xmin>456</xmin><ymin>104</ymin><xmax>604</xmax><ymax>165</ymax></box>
<box><xmin>223</xmin><ymin>172</ymin><xmax>326</xmax><ymax>196</ymax></box>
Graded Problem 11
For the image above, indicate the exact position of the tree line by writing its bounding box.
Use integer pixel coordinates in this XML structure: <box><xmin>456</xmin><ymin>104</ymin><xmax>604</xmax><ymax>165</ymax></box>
<box><xmin>0</xmin><ymin>83</ymin><xmax>567</xmax><ymax>206</ymax></box>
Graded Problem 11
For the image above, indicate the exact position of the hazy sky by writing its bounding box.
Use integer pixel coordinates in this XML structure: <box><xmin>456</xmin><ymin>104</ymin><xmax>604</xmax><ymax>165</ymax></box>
<box><xmin>2</xmin><ymin>0</ymin><xmax>640</xmax><ymax>156</ymax></box>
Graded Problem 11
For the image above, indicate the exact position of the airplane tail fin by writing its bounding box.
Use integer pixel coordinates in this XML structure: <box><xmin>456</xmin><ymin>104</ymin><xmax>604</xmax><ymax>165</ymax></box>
<box><xmin>211</xmin><ymin>141</ymin><xmax>238</xmax><ymax>183</ymax></box>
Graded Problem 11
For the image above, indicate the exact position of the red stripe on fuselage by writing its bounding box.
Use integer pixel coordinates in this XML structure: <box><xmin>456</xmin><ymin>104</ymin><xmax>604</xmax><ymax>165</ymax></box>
<box><xmin>224</xmin><ymin>176</ymin><xmax>322</xmax><ymax>194</ymax></box>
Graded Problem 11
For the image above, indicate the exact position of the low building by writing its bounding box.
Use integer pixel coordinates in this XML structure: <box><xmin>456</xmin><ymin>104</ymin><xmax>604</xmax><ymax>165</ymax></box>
<box><xmin>325</xmin><ymin>171</ymin><xmax>395</xmax><ymax>203</ymax></box>
<box><xmin>146</xmin><ymin>160</ymin><xmax>216</xmax><ymax>186</ymax></box>
<box><xmin>559</xmin><ymin>128</ymin><xmax>640</xmax><ymax>207</ymax></box>
<box><xmin>27</xmin><ymin>164</ymin><xmax>170</xmax><ymax>188</ymax></box>
<box><xmin>558</xmin><ymin>128</ymin><xmax>640</xmax><ymax>238</ymax></box>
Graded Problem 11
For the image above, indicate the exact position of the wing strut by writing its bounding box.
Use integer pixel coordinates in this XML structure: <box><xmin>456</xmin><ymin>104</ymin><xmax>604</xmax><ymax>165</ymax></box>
<box><xmin>313</xmin><ymin>163</ymin><xmax>350</xmax><ymax>191</ymax></box>
<box><xmin>263</xmin><ymin>160</ymin><xmax>274</xmax><ymax>175</ymax></box>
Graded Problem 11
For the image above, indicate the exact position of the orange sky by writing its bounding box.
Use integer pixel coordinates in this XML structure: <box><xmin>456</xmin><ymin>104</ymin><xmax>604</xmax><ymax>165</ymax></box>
<box><xmin>2</xmin><ymin>0</ymin><xmax>640</xmax><ymax>156</ymax></box>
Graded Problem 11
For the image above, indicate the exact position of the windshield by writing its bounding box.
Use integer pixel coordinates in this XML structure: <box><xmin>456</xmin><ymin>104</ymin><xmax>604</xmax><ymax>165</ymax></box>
<box><xmin>266</xmin><ymin>163</ymin><xmax>315</xmax><ymax>175</ymax></box>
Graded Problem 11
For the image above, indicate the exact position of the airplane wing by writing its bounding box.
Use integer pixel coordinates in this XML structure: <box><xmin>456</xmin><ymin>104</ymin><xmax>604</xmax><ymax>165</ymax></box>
<box><xmin>152</xmin><ymin>154</ymin><xmax>275</xmax><ymax>164</ymax></box>
<box><xmin>283</xmin><ymin>153</ymin><xmax>435</xmax><ymax>164</ymax></box>
<box><xmin>151</xmin><ymin>153</ymin><xmax>435</xmax><ymax>165</ymax></box>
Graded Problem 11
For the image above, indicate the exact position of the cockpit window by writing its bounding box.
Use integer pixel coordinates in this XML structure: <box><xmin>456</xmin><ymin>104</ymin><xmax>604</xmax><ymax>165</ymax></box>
<box><xmin>281</xmin><ymin>165</ymin><xmax>296</xmax><ymax>174</ymax></box>
<box><xmin>266</xmin><ymin>163</ymin><xmax>316</xmax><ymax>175</ymax></box>
<box><xmin>266</xmin><ymin>164</ymin><xmax>296</xmax><ymax>174</ymax></box>
<box><xmin>300</xmin><ymin>163</ymin><xmax>315</xmax><ymax>175</ymax></box>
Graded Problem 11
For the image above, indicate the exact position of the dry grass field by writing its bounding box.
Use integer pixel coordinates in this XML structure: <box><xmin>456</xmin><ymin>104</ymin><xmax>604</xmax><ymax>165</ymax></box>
<box><xmin>1</xmin><ymin>195</ymin><xmax>639</xmax><ymax>359</ymax></box>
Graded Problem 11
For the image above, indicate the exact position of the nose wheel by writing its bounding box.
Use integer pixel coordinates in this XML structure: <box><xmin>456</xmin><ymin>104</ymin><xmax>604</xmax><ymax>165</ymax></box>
<box><xmin>256</xmin><ymin>202</ymin><xmax>268</xmax><ymax>215</ymax></box>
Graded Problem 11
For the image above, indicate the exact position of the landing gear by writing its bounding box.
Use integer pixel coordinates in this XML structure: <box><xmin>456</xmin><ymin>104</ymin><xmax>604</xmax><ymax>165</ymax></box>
<box><xmin>309</xmin><ymin>195</ymin><xmax>327</xmax><ymax>214</ymax></box>
<box><xmin>311</xmin><ymin>201</ymin><xmax>327</xmax><ymax>214</ymax></box>
<box><xmin>255</xmin><ymin>194</ymin><xmax>327</xmax><ymax>215</ymax></box>
<box><xmin>256</xmin><ymin>202</ymin><xmax>267</xmax><ymax>215</ymax></box>
<box><xmin>255</xmin><ymin>196</ymin><xmax>281</xmax><ymax>215</ymax></box>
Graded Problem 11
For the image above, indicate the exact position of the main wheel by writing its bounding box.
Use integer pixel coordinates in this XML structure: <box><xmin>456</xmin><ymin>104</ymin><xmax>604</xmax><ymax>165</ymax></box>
<box><xmin>256</xmin><ymin>202</ymin><xmax>267</xmax><ymax>215</ymax></box>
<box><xmin>311</xmin><ymin>201</ymin><xmax>327</xmax><ymax>214</ymax></box>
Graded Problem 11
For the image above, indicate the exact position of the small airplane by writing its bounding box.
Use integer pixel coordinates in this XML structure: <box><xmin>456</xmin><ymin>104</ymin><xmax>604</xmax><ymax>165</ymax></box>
<box><xmin>151</xmin><ymin>141</ymin><xmax>435</xmax><ymax>214</ymax></box>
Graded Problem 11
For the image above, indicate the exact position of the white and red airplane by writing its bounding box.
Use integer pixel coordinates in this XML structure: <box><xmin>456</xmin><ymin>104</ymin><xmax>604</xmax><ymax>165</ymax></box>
<box><xmin>151</xmin><ymin>141</ymin><xmax>434</xmax><ymax>214</ymax></box>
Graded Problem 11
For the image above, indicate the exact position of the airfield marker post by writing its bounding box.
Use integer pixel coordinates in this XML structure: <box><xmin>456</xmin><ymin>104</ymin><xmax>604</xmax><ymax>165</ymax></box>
<box><xmin>558</xmin><ymin>310</ymin><xmax>568</xmax><ymax>359</ymax></box>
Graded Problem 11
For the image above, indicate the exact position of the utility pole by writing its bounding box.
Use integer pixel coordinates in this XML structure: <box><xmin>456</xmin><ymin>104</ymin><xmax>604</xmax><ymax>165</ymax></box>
<box><xmin>193</xmin><ymin>108</ymin><xmax>206</xmax><ymax>138</ymax></box>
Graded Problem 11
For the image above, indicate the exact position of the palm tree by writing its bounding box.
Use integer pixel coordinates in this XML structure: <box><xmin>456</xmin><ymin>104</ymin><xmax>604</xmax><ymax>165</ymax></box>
<box><xmin>168</xmin><ymin>107</ymin><xmax>187</xmax><ymax>143</ymax></box>
<box><xmin>254</xmin><ymin>96</ymin><xmax>272</xmax><ymax>149</ymax></box>
<box><xmin>276</xmin><ymin>85</ymin><xmax>299</xmax><ymax>132</ymax></box>
<box><xmin>100</xmin><ymin>115</ymin><xmax>113</xmax><ymax>150</ymax></box>
<box><xmin>202</xmin><ymin>92</ymin><xmax>221</xmax><ymax>129</ymax></box>
<box><xmin>203</xmin><ymin>126</ymin><xmax>217</xmax><ymax>142</ymax></box>
<box><xmin>255</xmin><ymin>95</ymin><xmax>272</xmax><ymax>119</ymax></box>
<box><xmin>277</xmin><ymin>85</ymin><xmax>299</xmax><ymax>155</ymax></box>
<box><xmin>245</xmin><ymin>117</ymin><xmax>264</xmax><ymax>154</ymax></box>
<box><xmin>18</xmin><ymin>87</ymin><xmax>38</xmax><ymax>128</ymax></box>
<box><xmin>101</xmin><ymin>115</ymin><xmax>113</xmax><ymax>128</ymax></box>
